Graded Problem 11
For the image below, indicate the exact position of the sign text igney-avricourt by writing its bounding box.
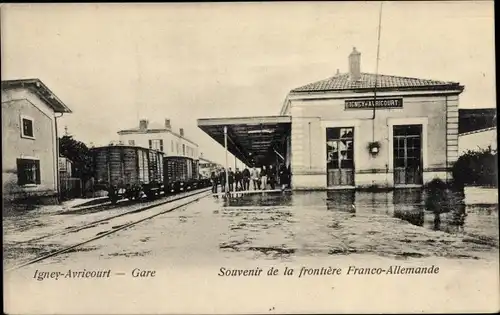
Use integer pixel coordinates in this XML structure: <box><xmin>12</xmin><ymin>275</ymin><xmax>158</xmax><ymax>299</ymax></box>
<box><xmin>345</xmin><ymin>98</ymin><xmax>403</xmax><ymax>110</ymax></box>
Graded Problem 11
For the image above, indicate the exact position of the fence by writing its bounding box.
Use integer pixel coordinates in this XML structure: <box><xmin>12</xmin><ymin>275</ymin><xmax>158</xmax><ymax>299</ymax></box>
<box><xmin>60</xmin><ymin>177</ymin><xmax>83</xmax><ymax>200</ymax></box>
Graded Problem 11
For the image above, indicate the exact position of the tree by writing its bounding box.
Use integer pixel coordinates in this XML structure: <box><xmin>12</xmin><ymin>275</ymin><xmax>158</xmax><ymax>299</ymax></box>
<box><xmin>59</xmin><ymin>135</ymin><xmax>94</xmax><ymax>181</ymax></box>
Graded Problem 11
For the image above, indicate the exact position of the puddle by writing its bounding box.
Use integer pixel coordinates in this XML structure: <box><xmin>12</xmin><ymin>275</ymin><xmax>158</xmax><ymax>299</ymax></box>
<box><xmin>216</xmin><ymin>190</ymin><xmax>498</xmax><ymax>260</ymax></box>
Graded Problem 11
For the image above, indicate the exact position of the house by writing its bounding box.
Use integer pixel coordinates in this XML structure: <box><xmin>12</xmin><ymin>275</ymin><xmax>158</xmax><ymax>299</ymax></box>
<box><xmin>2</xmin><ymin>79</ymin><xmax>72</xmax><ymax>203</ymax></box>
<box><xmin>117</xmin><ymin>119</ymin><xmax>199</xmax><ymax>160</ymax></box>
<box><xmin>198</xmin><ymin>47</ymin><xmax>465</xmax><ymax>190</ymax></box>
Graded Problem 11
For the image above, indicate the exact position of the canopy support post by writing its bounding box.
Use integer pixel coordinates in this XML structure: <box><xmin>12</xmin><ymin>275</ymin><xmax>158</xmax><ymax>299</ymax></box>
<box><xmin>224</xmin><ymin>126</ymin><xmax>229</xmax><ymax>192</ymax></box>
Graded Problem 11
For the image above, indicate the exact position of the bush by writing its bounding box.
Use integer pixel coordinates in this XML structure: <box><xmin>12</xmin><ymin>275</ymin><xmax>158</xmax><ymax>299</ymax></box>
<box><xmin>452</xmin><ymin>147</ymin><xmax>498</xmax><ymax>187</ymax></box>
<box><xmin>424</xmin><ymin>178</ymin><xmax>464</xmax><ymax>214</ymax></box>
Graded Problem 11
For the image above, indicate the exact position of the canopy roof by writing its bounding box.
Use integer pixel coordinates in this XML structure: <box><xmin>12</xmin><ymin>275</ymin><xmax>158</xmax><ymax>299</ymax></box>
<box><xmin>197</xmin><ymin>115</ymin><xmax>291</xmax><ymax>167</ymax></box>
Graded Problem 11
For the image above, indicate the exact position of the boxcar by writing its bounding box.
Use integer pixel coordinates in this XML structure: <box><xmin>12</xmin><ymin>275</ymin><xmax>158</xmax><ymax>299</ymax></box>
<box><xmin>91</xmin><ymin>145</ymin><xmax>164</xmax><ymax>203</ymax></box>
<box><xmin>163</xmin><ymin>156</ymin><xmax>200</xmax><ymax>193</ymax></box>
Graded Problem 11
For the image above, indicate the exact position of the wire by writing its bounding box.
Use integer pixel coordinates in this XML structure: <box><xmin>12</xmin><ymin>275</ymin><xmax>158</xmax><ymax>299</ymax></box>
<box><xmin>372</xmin><ymin>1</ymin><xmax>384</xmax><ymax>142</ymax></box>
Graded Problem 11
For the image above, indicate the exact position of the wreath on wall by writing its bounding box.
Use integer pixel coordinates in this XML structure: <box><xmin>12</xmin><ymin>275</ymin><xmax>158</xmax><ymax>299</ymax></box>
<box><xmin>367</xmin><ymin>141</ymin><xmax>381</xmax><ymax>156</ymax></box>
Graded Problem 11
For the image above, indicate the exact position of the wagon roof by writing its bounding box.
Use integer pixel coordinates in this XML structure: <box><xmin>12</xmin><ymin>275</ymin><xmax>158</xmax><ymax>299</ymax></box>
<box><xmin>90</xmin><ymin>145</ymin><xmax>164</xmax><ymax>154</ymax></box>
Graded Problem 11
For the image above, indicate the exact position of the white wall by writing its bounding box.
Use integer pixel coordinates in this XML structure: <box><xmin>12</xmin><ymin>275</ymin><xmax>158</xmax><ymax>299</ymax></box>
<box><xmin>118</xmin><ymin>130</ymin><xmax>199</xmax><ymax>159</ymax></box>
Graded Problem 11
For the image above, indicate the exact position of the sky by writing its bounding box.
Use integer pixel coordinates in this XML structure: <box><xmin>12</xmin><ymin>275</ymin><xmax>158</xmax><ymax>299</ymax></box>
<box><xmin>1</xmin><ymin>2</ymin><xmax>495</xmax><ymax>166</ymax></box>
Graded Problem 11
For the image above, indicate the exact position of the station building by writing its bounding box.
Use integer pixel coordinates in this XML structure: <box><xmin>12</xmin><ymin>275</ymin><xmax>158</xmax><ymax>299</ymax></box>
<box><xmin>198</xmin><ymin>48</ymin><xmax>465</xmax><ymax>190</ymax></box>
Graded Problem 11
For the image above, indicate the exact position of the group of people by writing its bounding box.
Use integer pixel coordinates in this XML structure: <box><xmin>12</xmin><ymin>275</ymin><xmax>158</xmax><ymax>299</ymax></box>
<box><xmin>210</xmin><ymin>164</ymin><xmax>291</xmax><ymax>193</ymax></box>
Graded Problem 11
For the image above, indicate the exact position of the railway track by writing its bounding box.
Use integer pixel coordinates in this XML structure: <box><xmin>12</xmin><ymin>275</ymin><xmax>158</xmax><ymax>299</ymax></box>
<box><xmin>5</xmin><ymin>188</ymin><xmax>212</xmax><ymax>273</ymax></box>
<box><xmin>15</xmin><ymin>187</ymin><xmax>211</xmax><ymax>246</ymax></box>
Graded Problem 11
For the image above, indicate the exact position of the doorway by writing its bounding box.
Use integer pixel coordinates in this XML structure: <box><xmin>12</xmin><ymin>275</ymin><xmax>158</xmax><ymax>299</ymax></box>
<box><xmin>326</xmin><ymin>127</ymin><xmax>355</xmax><ymax>186</ymax></box>
<box><xmin>393</xmin><ymin>124</ymin><xmax>423</xmax><ymax>185</ymax></box>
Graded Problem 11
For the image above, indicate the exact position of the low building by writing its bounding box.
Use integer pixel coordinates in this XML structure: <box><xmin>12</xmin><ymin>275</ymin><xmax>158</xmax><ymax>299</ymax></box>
<box><xmin>198</xmin><ymin>47</ymin><xmax>465</xmax><ymax>190</ymax></box>
<box><xmin>117</xmin><ymin>119</ymin><xmax>199</xmax><ymax>159</ymax></box>
<box><xmin>2</xmin><ymin>79</ymin><xmax>72</xmax><ymax>203</ymax></box>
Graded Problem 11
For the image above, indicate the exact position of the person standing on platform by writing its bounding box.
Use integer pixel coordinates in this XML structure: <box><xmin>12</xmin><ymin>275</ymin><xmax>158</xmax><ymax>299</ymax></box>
<box><xmin>269</xmin><ymin>165</ymin><xmax>276</xmax><ymax>190</ymax></box>
<box><xmin>279</xmin><ymin>164</ymin><xmax>288</xmax><ymax>191</ymax></box>
<box><xmin>260</xmin><ymin>166</ymin><xmax>268</xmax><ymax>190</ymax></box>
<box><xmin>242</xmin><ymin>167</ymin><xmax>250</xmax><ymax>191</ymax></box>
<box><xmin>228</xmin><ymin>167</ymin><xmax>235</xmax><ymax>192</ymax></box>
<box><xmin>251</xmin><ymin>166</ymin><xmax>259</xmax><ymax>190</ymax></box>
<box><xmin>219</xmin><ymin>168</ymin><xmax>226</xmax><ymax>193</ymax></box>
<box><xmin>235</xmin><ymin>168</ymin><xmax>243</xmax><ymax>191</ymax></box>
<box><xmin>210</xmin><ymin>171</ymin><xmax>218</xmax><ymax>194</ymax></box>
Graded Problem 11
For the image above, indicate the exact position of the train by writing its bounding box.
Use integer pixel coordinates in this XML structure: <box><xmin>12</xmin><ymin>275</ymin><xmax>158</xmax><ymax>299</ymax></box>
<box><xmin>90</xmin><ymin>145</ymin><xmax>211</xmax><ymax>204</ymax></box>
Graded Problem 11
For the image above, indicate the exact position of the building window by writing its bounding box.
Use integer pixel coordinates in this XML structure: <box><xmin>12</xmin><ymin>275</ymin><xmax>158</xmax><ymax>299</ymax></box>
<box><xmin>149</xmin><ymin>139</ymin><xmax>164</xmax><ymax>151</ymax></box>
<box><xmin>128</xmin><ymin>140</ymin><xmax>135</xmax><ymax>146</ymax></box>
<box><xmin>17</xmin><ymin>158</ymin><xmax>41</xmax><ymax>185</ymax></box>
<box><xmin>20</xmin><ymin>116</ymin><xmax>35</xmax><ymax>139</ymax></box>
<box><xmin>171</xmin><ymin>140</ymin><xmax>174</xmax><ymax>153</ymax></box>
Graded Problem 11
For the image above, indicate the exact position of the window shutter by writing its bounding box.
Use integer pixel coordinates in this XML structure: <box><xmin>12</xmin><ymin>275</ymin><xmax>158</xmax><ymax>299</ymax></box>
<box><xmin>35</xmin><ymin>160</ymin><xmax>41</xmax><ymax>184</ymax></box>
<box><xmin>148</xmin><ymin>140</ymin><xmax>152</xmax><ymax>149</ymax></box>
<box><xmin>160</xmin><ymin>140</ymin><xmax>164</xmax><ymax>152</ymax></box>
<box><xmin>16</xmin><ymin>159</ymin><xmax>27</xmax><ymax>185</ymax></box>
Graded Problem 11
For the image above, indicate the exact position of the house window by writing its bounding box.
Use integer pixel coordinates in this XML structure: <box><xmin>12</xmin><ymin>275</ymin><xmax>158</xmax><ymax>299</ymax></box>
<box><xmin>183</xmin><ymin>144</ymin><xmax>186</xmax><ymax>156</ymax></box>
<box><xmin>171</xmin><ymin>140</ymin><xmax>174</xmax><ymax>153</ymax></box>
<box><xmin>20</xmin><ymin>116</ymin><xmax>35</xmax><ymax>139</ymax></box>
<box><xmin>128</xmin><ymin>140</ymin><xmax>135</xmax><ymax>146</ymax></box>
<box><xmin>149</xmin><ymin>139</ymin><xmax>163</xmax><ymax>151</ymax></box>
<box><xmin>17</xmin><ymin>158</ymin><xmax>41</xmax><ymax>185</ymax></box>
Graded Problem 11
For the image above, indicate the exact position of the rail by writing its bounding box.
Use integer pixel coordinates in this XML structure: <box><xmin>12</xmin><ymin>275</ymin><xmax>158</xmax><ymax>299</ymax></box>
<box><xmin>5</xmin><ymin>188</ymin><xmax>211</xmax><ymax>272</ymax></box>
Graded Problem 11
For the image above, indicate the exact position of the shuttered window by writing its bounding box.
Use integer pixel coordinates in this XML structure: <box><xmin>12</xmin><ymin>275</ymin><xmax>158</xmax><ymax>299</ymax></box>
<box><xmin>20</xmin><ymin>116</ymin><xmax>35</xmax><ymax>139</ymax></box>
<box><xmin>17</xmin><ymin>158</ymin><xmax>41</xmax><ymax>185</ymax></box>
<box><xmin>148</xmin><ymin>140</ymin><xmax>152</xmax><ymax>149</ymax></box>
<box><xmin>160</xmin><ymin>140</ymin><xmax>164</xmax><ymax>152</ymax></box>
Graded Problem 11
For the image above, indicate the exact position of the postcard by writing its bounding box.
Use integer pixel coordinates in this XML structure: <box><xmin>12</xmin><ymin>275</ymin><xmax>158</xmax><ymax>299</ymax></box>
<box><xmin>2</xmin><ymin>2</ymin><xmax>498</xmax><ymax>314</ymax></box>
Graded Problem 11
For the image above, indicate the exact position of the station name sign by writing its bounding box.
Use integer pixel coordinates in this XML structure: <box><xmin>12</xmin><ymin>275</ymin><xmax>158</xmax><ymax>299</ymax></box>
<box><xmin>345</xmin><ymin>98</ymin><xmax>403</xmax><ymax>110</ymax></box>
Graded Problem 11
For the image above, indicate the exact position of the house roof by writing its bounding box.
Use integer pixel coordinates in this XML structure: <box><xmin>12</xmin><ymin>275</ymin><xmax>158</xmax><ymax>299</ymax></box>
<box><xmin>1</xmin><ymin>78</ymin><xmax>72</xmax><ymax>113</ymax></box>
<box><xmin>290</xmin><ymin>72</ymin><xmax>464</xmax><ymax>93</ymax></box>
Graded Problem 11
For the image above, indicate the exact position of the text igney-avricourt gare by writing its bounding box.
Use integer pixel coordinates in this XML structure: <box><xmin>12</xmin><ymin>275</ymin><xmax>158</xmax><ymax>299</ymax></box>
<box><xmin>218</xmin><ymin>265</ymin><xmax>440</xmax><ymax>277</ymax></box>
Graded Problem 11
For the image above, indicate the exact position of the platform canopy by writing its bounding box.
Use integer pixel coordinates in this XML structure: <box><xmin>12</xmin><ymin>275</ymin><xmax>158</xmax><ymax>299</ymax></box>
<box><xmin>197</xmin><ymin>115</ymin><xmax>292</xmax><ymax>167</ymax></box>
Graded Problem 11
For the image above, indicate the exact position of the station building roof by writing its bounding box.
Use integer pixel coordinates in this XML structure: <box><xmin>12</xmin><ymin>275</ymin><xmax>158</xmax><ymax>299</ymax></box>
<box><xmin>290</xmin><ymin>72</ymin><xmax>464</xmax><ymax>94</ymax></box>
<box><xmin>197</xmin><ymin>115</ymin><xmax>291</xmax><ymax>167</ymax></box>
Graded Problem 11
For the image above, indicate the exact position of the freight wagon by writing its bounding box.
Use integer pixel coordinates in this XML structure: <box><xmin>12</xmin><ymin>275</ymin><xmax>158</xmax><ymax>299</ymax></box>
<box><xmin>91</xmin><ymin>145</ymin><xmax>164</xmax><ymax>203</ymax></box>
<box><xmin>164</xmin><ymin>156</ymin><xmax>200</xmax><ymax>193</ymax></box>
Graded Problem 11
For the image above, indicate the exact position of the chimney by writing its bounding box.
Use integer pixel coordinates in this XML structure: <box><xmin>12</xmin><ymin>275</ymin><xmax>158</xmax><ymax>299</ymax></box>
<box><xmin>164</xmin><ymin>119</ymin><xmax>171</xmax><ymax>129</ymax></box>
<box><xmin>348</xmin><ymin>47</ymin><xmax>361</xmax><ymax>81</ymax></box>
<box><xmin>139</xmin><ymin>119</ymin><xmax>149</xmax><ymax>131</ymax></box>
<box><xmin>179</xmin><ymin>128</ymin><xmax>184</xmax><ymax>137</ymax></box>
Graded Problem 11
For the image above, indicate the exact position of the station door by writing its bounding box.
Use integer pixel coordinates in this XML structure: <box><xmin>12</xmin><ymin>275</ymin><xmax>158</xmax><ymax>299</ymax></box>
<box><xmin>326</xmin><ymin>127</ymin><xmax>355</xmax><ymax>186</ymax></box>
<box><xmin>393</xmin><ymin>124</ymin><xmax>423</xmax><ymax>185</ymax></box>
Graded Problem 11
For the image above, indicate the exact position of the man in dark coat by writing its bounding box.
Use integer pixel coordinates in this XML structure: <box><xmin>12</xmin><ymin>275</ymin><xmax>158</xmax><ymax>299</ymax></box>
<box><xmin>228</xmin><ymin>167</ymin><xmax>234</xmax><ymax>192</ymax></box>
<box><xmin>219</xmin><ymin>168</ymin><xmax>226</xmax><ymax>192</ymax></box>
<box><xmin>242</xmin><ymin>167</ymin><xmax>250</xmax><ymax>191</ymax></box>
<box><xmin>279</xmin><ymin>165</ymin><xmax>288</xmax><ymax>191</ymax></box>
<box><xmin>210</xmin><ymin>171</ymin><xmax>218</xmax><ymax>194</ymax></box>
<box><xmin>234</xmin><ymin>168</ymin><xmax>243</xmax><ymax>191</ymax></box>
<box><xmin>268</xmin><ymin>165</ymin><xmax>277</xmax><ymax>190</ymax></box>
